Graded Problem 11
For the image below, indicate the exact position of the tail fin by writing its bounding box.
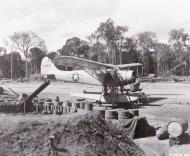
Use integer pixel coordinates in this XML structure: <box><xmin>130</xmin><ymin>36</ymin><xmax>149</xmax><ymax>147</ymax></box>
<box><xmin>41</xmin><ymin>57</ymin><xmax>59</xmax><ymax>75</ymax></box>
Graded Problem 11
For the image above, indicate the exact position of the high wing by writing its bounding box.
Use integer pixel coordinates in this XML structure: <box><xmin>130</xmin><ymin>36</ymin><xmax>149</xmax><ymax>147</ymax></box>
<box><xmin>54</xmin><ymin>56</ymin><xmax>113</xmax><ymax>70</ymax></box>
<box><xmin>53</xmin><ymin>56</ymin><xmax>142</xmax><ymax>70</ymax></box>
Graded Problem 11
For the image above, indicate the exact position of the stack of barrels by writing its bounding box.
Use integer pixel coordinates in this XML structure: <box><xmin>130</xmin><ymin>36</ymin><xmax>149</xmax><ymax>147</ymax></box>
<box><xmin>41</xmin><ymin>97</ymin><xmax>72</xmax><ymax>114</ymax></box>
<box><xmin>72</xmin><ymin>100</ymin><xmax>94</xmax><ymax>112</ymax></box>
<box><xmin>42</xmin><ymin>98</ymin><xmax>54</xmax><ymax>114</ymax></box>
<box><xmin>103</xmin><ymin>109</ymin><xmax>139</xmax><ymax>121</ymax></box>
<box><xmin>36</xmin><ymin>97</ymin><xmax>97</xmax><ymax>115</ymax></box>
<box><xmin>0</xmin><ymin>99</ymin><xmax>18</xmax><ymax>113</ymax></box>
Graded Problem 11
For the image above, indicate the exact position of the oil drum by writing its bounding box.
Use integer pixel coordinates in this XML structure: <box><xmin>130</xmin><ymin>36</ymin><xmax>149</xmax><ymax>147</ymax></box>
<box><xmin>84</xmin><ymin>102</ymin><xmax>93</xmax><ymax>111</ymax></box>
<box><xmin>105</xmin><ymin>110</ymin><xmax>118</xmax><ymax>120</ymax></box>
<box><xmin>117</xmin><ymin>110</ymin><xmax>133</xmax><ymax>120</ymax></box>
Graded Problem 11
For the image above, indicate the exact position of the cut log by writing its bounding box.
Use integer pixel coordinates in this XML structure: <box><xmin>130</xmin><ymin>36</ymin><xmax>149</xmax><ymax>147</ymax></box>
<box><xmin>167</xmin><ymin>120</ymin><xmax>188</xmax><ymax>137</ymax></box>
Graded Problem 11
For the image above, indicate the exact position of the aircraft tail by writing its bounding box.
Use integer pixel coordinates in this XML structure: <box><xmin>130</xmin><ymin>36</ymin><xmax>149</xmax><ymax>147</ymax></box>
<box><xmin>41</xmin><ymin>57</ymin><xmax>59</xmax><ymax>75</ymax></box>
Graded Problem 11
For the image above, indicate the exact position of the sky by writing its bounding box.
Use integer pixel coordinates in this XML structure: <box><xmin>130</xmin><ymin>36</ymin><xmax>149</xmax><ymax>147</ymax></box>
<box><xmin>0</xmin><ymin>0</ymin><xmax>190</xmax><ymax>52</ymax></box>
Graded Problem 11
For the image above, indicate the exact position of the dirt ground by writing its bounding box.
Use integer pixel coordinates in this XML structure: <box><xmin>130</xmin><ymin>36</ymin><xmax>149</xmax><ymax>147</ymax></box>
<box><xmin>1</xmin><ymin>81</ymin><xmax>190</xmax><ymax>155</ymax></box>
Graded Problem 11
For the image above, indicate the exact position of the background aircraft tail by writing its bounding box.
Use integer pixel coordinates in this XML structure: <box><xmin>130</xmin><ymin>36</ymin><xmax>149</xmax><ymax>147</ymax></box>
<box><xmin>41</xmin><ymin>57</ymin><xmax>59</xmax><ymax>75</ymax></box>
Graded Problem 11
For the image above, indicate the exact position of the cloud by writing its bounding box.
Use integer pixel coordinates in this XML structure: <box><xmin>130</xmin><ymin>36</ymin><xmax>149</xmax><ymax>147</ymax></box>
<box><xmin>114</xmin><ymin>0</ymin><xmax>190</xmax><ymax>40</ymax></box>
<box><xmin>0</xmin><ymin>0</ymin><xmax>190</xmax><ymax>51</ymax></box>
<box><xmin>0</xmin><ymin>0</ymin><xmax>119</xmax><ymax>50</ymax></box>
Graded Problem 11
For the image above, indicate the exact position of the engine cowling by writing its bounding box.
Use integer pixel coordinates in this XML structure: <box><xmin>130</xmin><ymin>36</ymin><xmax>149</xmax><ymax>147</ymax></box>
<box><xmin>116</xmin><ymin>70</ymin><xmax>136</xmax><ymax>85</ymax></box>
<box><xmin>97</xmin><ymin>69</ymin><xmax>136</xmax><ymax>87</ymax></box>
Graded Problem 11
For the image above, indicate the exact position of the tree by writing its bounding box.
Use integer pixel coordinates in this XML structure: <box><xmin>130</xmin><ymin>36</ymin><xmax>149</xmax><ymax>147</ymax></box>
<box><xmin>89</xmin><ymin>18</ymin><xmax>128</xmax><ymax>64</ymax></box>
<box><xmin>154</xmin><ymin>43</ymin><xmax>174</xmax><ymax>76</ymax></box>
<box><xmin>137</xmin><ymin>31</ymin><xmax>157</xmax><ymax>52</ymax></box>
<box><xmin>168</xmin><ymin>28</ymin><xmax>190</xmax><ymax>75</ymax></box>
<box><xmin>29</xmin><ymin>47</ymin><xmax>46</xmax><ymax>74</ymax></box>
<box><xmin>136</xmin><ymin>31</ymin><xmax>157</xmax><ymax>75</ymax></box>
<box><xmin>89</xmin><ymin>42</ymin><xmax>107</xmax><ymax>63</ymax></box>
<box><xmin>169</xmin><ymin>28</ymin><xmax>190</xmax><ymax>53</ymax></box>
<box><xmin>115</xmin><ymin>26</ymin><xmax>128</xmax><ymax>64</ymax></box>
<box><xmin>120</xmin><ymin>38</ymin><xmax>139</xmax><ymax>65</ymax></box>
<box><xmin>0</xmin><ymin>54</ymin><xmax>9</xmax><ymax>78</ymax></box>
<box><xmin>10</xmin><ymin>52</ymin><xmax>25</xmax><ymax>78</ymax></box>
<box><xmin>0</xmin><ymin>52</ymin><xmax>24</xmax><ymax>78</ymax></box>
<box><xmin>10</xmin><ymin>31</ymin><xmax>47</xmax><ymax>78</ymax></box>
<box><xmin>59</xmin><ymin>37</ymin><xmax>90</xmax><ymax>58</ymax></box>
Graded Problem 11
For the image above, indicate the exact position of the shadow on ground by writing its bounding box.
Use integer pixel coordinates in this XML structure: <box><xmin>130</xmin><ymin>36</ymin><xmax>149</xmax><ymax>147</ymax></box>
<box><xmin>180</xmin><ymin>133</ymin><xmax>190</xmax><ymax>144</ymax></box>
<box><xmin>148</xmin><ymin>97</ymin><xmax>167</xmax><ymax>104</ymax></box>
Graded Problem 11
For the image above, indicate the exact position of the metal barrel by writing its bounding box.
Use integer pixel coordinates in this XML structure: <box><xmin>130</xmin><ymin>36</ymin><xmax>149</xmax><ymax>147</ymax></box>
<box><xmin>93</xmin><ymin>106</ymin><xmax>106</xmax><ymax>117</ymax></box>
<box><xmin>95</xmin><ymin>109</ymin><xmax>105</xmax><ymax>117</ymax></box>
<box><xmin>79</xmin><ymin>101</ymin><xmax>85</xmax><ymax>109</ymax></box>
<box><xmin>76</xmin><ymin>98</ymin><xmax>86</xmax><ymax>102</ymax></box>
<box><xmin>105</xmin><ymin>110</ymin><xmax>118</xmax><ymax>120</ymax></box>
<box><xmin>167</xmin><ymin>119</ymin><xmax>188</xmax><ymax>137</ymax></box>
<box><xmin>72</xmin><ymin>102</ymin><xmax>80</xmax><ymax>109</ymax></box>
<box><xmin>42</xmin><ymin>104</ymin><xmax>48</xmax><ymax>114</ymax></box>
<box><xmin>46</xmin><ymin>102</ymin><xmax>53</xmax><ymax>114</ymax></box>
<box><xmin>45</xmin><ymin>98</ymin><xmax>52</xmax><ymax>102</ymax></box>
<box><xmin>58</xmin><ymin>105</ymin><xmax>63</xmax><ymax>114</ymax></box>
<box><xmin>84</xmin><ymin>102</ymin><xmax>93</xmax><ymax>111</ymax></box>
<box><xmin>54</xmin><ymin>105</ymin><xmax>59</xmax><ymax>113</ymax></box>
<box><xmin>54</xmin><ymin>101</ymin><xmax>63</xmax><ymax>106</ymax></box>
<box><xmin>66</xmin><ymin>100</ymin><xmax>72</xmax><ymax>107</ymax></box>
<box><xmin>55</xmin><ymin>96</ymin><xmax>60</xmax><ymax>101</ymax></box>
<box><xmin>117</xmin><ymin>110</ymin><xmax>133</xmax><ymax>120</ymax></box>
<box><xmin>129</xmin><ymin>109</ymin><xmax>139</xmax><ymax>116</ymax></box>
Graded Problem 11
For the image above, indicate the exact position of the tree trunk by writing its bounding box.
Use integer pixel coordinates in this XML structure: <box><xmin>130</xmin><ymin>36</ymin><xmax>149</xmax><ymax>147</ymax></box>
<box><xmin>25</xmin><ymin>58</ymin><xmax>29</xmax><ymax>82</ymax></box>
<box><xmin>120</xmin><ymin>51</ymin><xmax>122</xmax><ymax>65</ymax></box>
<box><xmin>157</xmin><ymin>61</ymin><xmax>160</xmax><ymax>76</ymax></box>
<box><xmin>185</xmin><ymin>53</ymin><xmax>189</xmax><ymax>76</ymax></box>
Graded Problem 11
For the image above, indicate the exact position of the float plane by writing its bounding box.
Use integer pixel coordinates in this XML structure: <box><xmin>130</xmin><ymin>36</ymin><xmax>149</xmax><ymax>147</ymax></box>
<box><xmin>41</xmin><ymin>56</ymin><xmax>147</xmax><ymax>107</ymax></box>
